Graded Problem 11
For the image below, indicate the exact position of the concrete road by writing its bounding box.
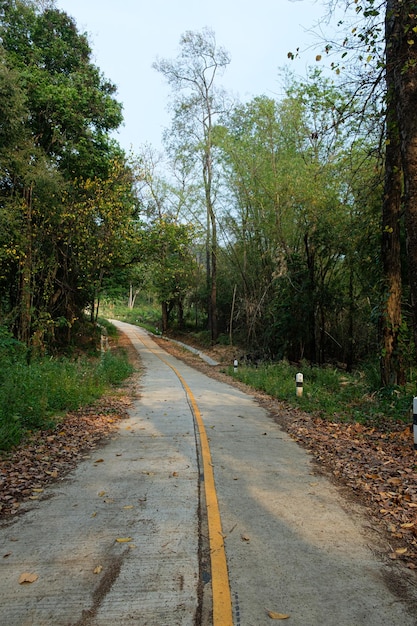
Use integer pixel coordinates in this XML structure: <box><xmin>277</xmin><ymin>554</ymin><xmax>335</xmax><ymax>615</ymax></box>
<box><xmin>1</xmin><ymin>322</ymin><xmax>417</xmax><ymax>625</ymax></box>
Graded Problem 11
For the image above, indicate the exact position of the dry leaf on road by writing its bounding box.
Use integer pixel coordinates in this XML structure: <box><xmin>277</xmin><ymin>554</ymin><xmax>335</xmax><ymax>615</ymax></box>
<box><xmin>19</xmin><ymin>572</ymin><xmax>38</xmax><ymax>584</ymax></box>
<box><xmin>267</xmin><ymin>609</ymin><xmax>290</xmax><ymax>619</ymax></box>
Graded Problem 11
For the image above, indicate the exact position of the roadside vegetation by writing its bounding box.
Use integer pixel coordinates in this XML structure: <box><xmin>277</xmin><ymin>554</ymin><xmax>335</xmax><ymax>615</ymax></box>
<box><xmin>100</xmin><ymin>300</ymin><xmax>416</xmax><ymax>429</ymax></box>
<box><xmin>1</xmin><ymin>2</ymin><xmax>417</xmax><ymax>453</ymax></box>
<box><xmin>100</xmin><ymin>299</ymin><xmax>161</xmax><ymax>335</ymax></box>
<box><xmin>228</xmin><ymin>360</ymin><xmax>415</xmax><ymax>427</ymax></box>
<box><xmin>0</xmin><ymin>324</ymin><xmax>133</xmax><ymax>452</ymax></box>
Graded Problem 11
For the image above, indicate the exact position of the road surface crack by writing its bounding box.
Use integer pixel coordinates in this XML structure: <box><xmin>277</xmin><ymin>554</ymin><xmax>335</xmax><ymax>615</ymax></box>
<box><xmin>73</xmin><ymin>550</ymin><xmax>127</xmax><ymax>626</ymax></box>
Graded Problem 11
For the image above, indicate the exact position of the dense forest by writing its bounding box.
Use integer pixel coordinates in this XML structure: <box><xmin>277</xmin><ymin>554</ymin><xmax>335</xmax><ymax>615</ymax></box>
<box><xmin>1</xmin><ymin>0</ymin><xmax>417</xmax><ymax>388</ymax></box>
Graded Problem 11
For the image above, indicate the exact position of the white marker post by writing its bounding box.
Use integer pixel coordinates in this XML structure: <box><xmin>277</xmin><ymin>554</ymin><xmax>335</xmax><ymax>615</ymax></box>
<box><xmin>296</xmin><ymin>372</ymin><xmax>303</xmax><ymax>397</ymax></box>
<box><xmin>234</xmin><ymin>359</ymin><xmax>238</xmax><ymax>373</ymax></box>
<box><xmin>413</xmin><ymin>397</ymin><xmax>417</xmax><ymax>451</ymax></box>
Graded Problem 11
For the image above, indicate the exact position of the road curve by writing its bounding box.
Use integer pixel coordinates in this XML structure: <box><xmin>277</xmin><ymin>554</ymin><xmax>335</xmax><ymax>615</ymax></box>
<box><xmin>1</xmin><ymin>322</ymin><xmax>417</xmax><ymax>625</ymax></box>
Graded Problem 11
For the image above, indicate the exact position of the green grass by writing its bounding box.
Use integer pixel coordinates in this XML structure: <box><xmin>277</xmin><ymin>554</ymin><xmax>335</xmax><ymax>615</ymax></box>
<box><xmin>0</xmin><ymin>326</ymin><xmax>134</xmax><ymax>451</ymax></box>
<box><xmin>227</xmin><ymin>359</ymin><xmax>415</xmax><ymax>426</ymax></box>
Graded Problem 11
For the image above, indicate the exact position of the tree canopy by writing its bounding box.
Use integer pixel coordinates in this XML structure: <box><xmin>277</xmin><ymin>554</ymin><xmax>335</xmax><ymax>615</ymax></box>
<box><xmin>0</xmin><ymin>0</ymin><xmax>138</xmax><ymax>349</ymax></box>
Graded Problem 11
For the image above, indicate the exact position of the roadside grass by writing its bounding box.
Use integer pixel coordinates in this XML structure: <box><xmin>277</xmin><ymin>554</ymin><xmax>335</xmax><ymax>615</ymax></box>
<box><xmin>227</xmin><ymin>359</ymin><xmax>415</xmax><ymax>426</ymax></box>
<box><xmin>0</xmin><ymin>326</ymin><xmax>134</xmax><ymax>452</ymax></box>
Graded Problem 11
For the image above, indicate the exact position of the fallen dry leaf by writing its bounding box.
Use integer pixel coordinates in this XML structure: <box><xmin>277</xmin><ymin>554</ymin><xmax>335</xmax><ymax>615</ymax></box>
<box><xmin>93</xmin><ymin>565</ymin><xmax>103</xmax><ymax>574</ymax></box>
<box><xmin>267</xmin><ymin>609</ymin><xmax>290</xmax><ymax>619</ymax></box>
<box><xmin>116</xmin><ymin>537</ymin><xmax>133</xmax><ymax>543</ymax></box>
<box><xmin>19</xmin><ymin>572</ymin><xmax>38</xmax><ymax>584</ymax></box>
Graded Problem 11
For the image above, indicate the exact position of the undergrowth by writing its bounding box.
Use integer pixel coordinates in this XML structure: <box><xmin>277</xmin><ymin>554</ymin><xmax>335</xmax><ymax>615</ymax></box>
<box><xmin>228</xmin><ymin>359</ymin><xmax>415</xmax><ymax>426</ymax></box>
<box><xmin>0</xmin><ymin>326</ymin><xmax>133</xmax><ymax>451</ymax></box>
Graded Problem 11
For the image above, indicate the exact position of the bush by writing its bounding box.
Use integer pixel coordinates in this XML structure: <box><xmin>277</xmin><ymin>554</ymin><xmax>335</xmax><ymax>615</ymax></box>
<box><xmin>0</xmin><ymin>347</ymin><xmax>134</xmax><ymax>451</ymax></box>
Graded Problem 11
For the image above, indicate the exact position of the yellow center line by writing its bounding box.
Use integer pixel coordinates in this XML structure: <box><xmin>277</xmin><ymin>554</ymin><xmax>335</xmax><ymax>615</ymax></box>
<box><xmin>133</xmin><ymin>330</ymin><xmax>233</xmax><ymax>625</ymax></box>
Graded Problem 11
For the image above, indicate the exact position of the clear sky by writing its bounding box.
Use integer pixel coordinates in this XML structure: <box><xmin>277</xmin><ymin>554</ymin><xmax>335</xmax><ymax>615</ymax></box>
<box><xmin>55</xmin><ymin>0</ymin><xmax>333</xmax><ymax>153</ymax></box>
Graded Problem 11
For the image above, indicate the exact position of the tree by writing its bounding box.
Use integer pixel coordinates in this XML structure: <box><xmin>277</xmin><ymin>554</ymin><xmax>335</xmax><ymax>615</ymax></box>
<box><xmin>304</xmin><ymin>1</ymin><xmax>411</xmax><ymax>383</ymax></box>
<box><xmin>0</xmin><ymin>1</ymin><xmax>132</xmax><ymax>348</ymax></box>
<box><xmin>336</xmin><ymin>0</ymin><xmax>417</xmax><ymax>381</ymax></box>
<box><xmin>153</xmin><ymin>28</ymin><xmax>230</xmax><ymax>343</ymax></box>
<box><xmin>142</xmin><ymin>219</ymin><xmax>197</xmax><ymax>332</ymax></box>
<box><xmin>133</xmin><ymin>145</ymin><xmax>199</xmax><ymax>331</ymax></box>
<box><xmin>217</xmin><ymin>70</ymin><xmax>381</xmax><ymax>364</ymax></box>
<box><xmin>387</xmin><ymin>1</ymin><xmax>417</xmax><ymax>362</ymax></box>
<box><xmin>380</xmin><ymin>0</ymin><xmax>405</xmax><ymax>385</ymax></box>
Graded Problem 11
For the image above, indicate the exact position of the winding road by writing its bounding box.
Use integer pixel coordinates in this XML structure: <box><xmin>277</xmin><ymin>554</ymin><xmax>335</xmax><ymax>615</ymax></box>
<box><xmin>1</xmin><ymin>321</ymin><xmax>417</xmax><ymax>625</ymax></box>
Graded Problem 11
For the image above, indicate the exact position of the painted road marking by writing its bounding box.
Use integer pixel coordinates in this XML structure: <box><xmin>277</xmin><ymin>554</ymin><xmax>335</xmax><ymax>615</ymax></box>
<box><xmin>130</xmin><ymin>328</ymin><xmax>233</xmax><ymax>625</ymax></box>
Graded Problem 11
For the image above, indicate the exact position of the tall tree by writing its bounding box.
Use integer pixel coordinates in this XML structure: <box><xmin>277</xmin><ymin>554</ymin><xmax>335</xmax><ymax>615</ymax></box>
<box><xmin>380</xmin><ymin>0</ymin><xmax>405</xmax><ymax>385</ymax></box>
<box><xmin>153</xmin><ymin>28</ymin><xmax>230</xmax><ymax>343</ymax></box>
<box><xmin>388</xmin><ymin>1</ymin><xmax>417</xmax><ymax>359</ymax></box>
<box><xmin>0</xmin><ymin>1</ymin><xmax>132</xmax><ymax>347</ymax></box>
<box><xmin>316</xmin><ymin>1</ymin><xmax>408</xmax><ymax>384</ymax></box>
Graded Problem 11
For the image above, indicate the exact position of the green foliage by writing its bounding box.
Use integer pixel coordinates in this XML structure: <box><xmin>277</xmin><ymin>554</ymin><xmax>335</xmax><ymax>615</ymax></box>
<box><xmin>0</xmin><ymin>1</ymin><xmax>136</xmax><ymax>350</ymax></box>
<box><xmin>228</xmin><ymin>359</ymin><xmax>414</xmax><ymax>425</ymax></box>
<box><xmin>0</xmin><ymin>344</ymin><xmax>133</xmax><ymax>451</ymax></box>
<box><xmin>216</xmin><ymin>71</ymin><xmax>382</xmax><ymax>366</ymax></box>
<box><xmin>97</xmin><ymin>350</ymin><xmax>133</xmax><ymax>385</ymax></box>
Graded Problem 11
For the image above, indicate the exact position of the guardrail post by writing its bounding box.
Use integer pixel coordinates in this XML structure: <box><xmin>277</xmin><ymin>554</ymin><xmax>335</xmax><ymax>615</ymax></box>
<box><xmin>296</xmin><ymin>372</ymin><xmax>303</xmax><ymax>397</ymax></box>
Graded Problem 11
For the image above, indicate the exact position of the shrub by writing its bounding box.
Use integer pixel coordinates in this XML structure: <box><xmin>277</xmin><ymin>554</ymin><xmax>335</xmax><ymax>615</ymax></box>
<box><xmin>0</xmin><ymin>347</ymin><xmax>133</xmax><ymax>451</ymax></box>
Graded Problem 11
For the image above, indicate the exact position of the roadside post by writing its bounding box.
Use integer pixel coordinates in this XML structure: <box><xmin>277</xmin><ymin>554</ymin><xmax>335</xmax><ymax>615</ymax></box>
<box><xmin>234</xmin><ymin>359</ymin><xmax>238</xmax><ymax>373</ymax></box>
<box><xmin>296</xmin><ymin>372</ymin><xmax>303</xmax><ymax>397</ymax></box>
<box><xmin>413</xmin><ymin>397</ymin><xmax>417</xmax><ymax>450</ymax></box>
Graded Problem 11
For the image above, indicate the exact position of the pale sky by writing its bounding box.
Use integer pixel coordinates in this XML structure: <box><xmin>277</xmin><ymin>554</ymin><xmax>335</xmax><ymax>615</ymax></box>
<box><xmin>55</xmin><ymin>0</ymin><xmax>335</xmax><ymax>153</ymax></box>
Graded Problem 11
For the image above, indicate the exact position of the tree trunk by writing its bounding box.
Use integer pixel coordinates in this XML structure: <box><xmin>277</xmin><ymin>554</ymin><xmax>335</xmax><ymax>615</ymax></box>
<box><xmin>161</xmin><ymin>301</ymin><xmax>168</xmax><ymax>333</ymax></box>
<box><xmin>391</xmin><ymin>2</ymin><xmax>417</xmax><ymax>357</ymax></box>
<box><xmin>19</xmin><ymin>184</ymin><xmax>33</xmax><ymax>346</ymax></box>
<box><xmin>210</xmin><ymin>212</ymin><xmax>218</xmax><ymax>343</ymax></box>
<box><xmin>304</xmin><ymin>232</ymin><xmax>317</xmax><ymax>363</ymax></box>
<box><xmin>204</xmin><ymin>142</ymin><xmax>218</xmax><ymax>344</ymax></box>
<box><xmin>347</xmin><ymin>264</ymin><xmax>355</xmax><ymax>373</ymax></box>
<box><xmin>380</xmin><ymin>1</ymin><xmax>405</xmax><ymax>386</ymax></box>
<box><xmin>128</xmin><ymin>284</ymin><xmax>139</xmax><ymax>310</ymax></box>
<box><xmin>178</xmin><ymin>298</ymin><xmax>184</xmax><ymax>329</ymax></box>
